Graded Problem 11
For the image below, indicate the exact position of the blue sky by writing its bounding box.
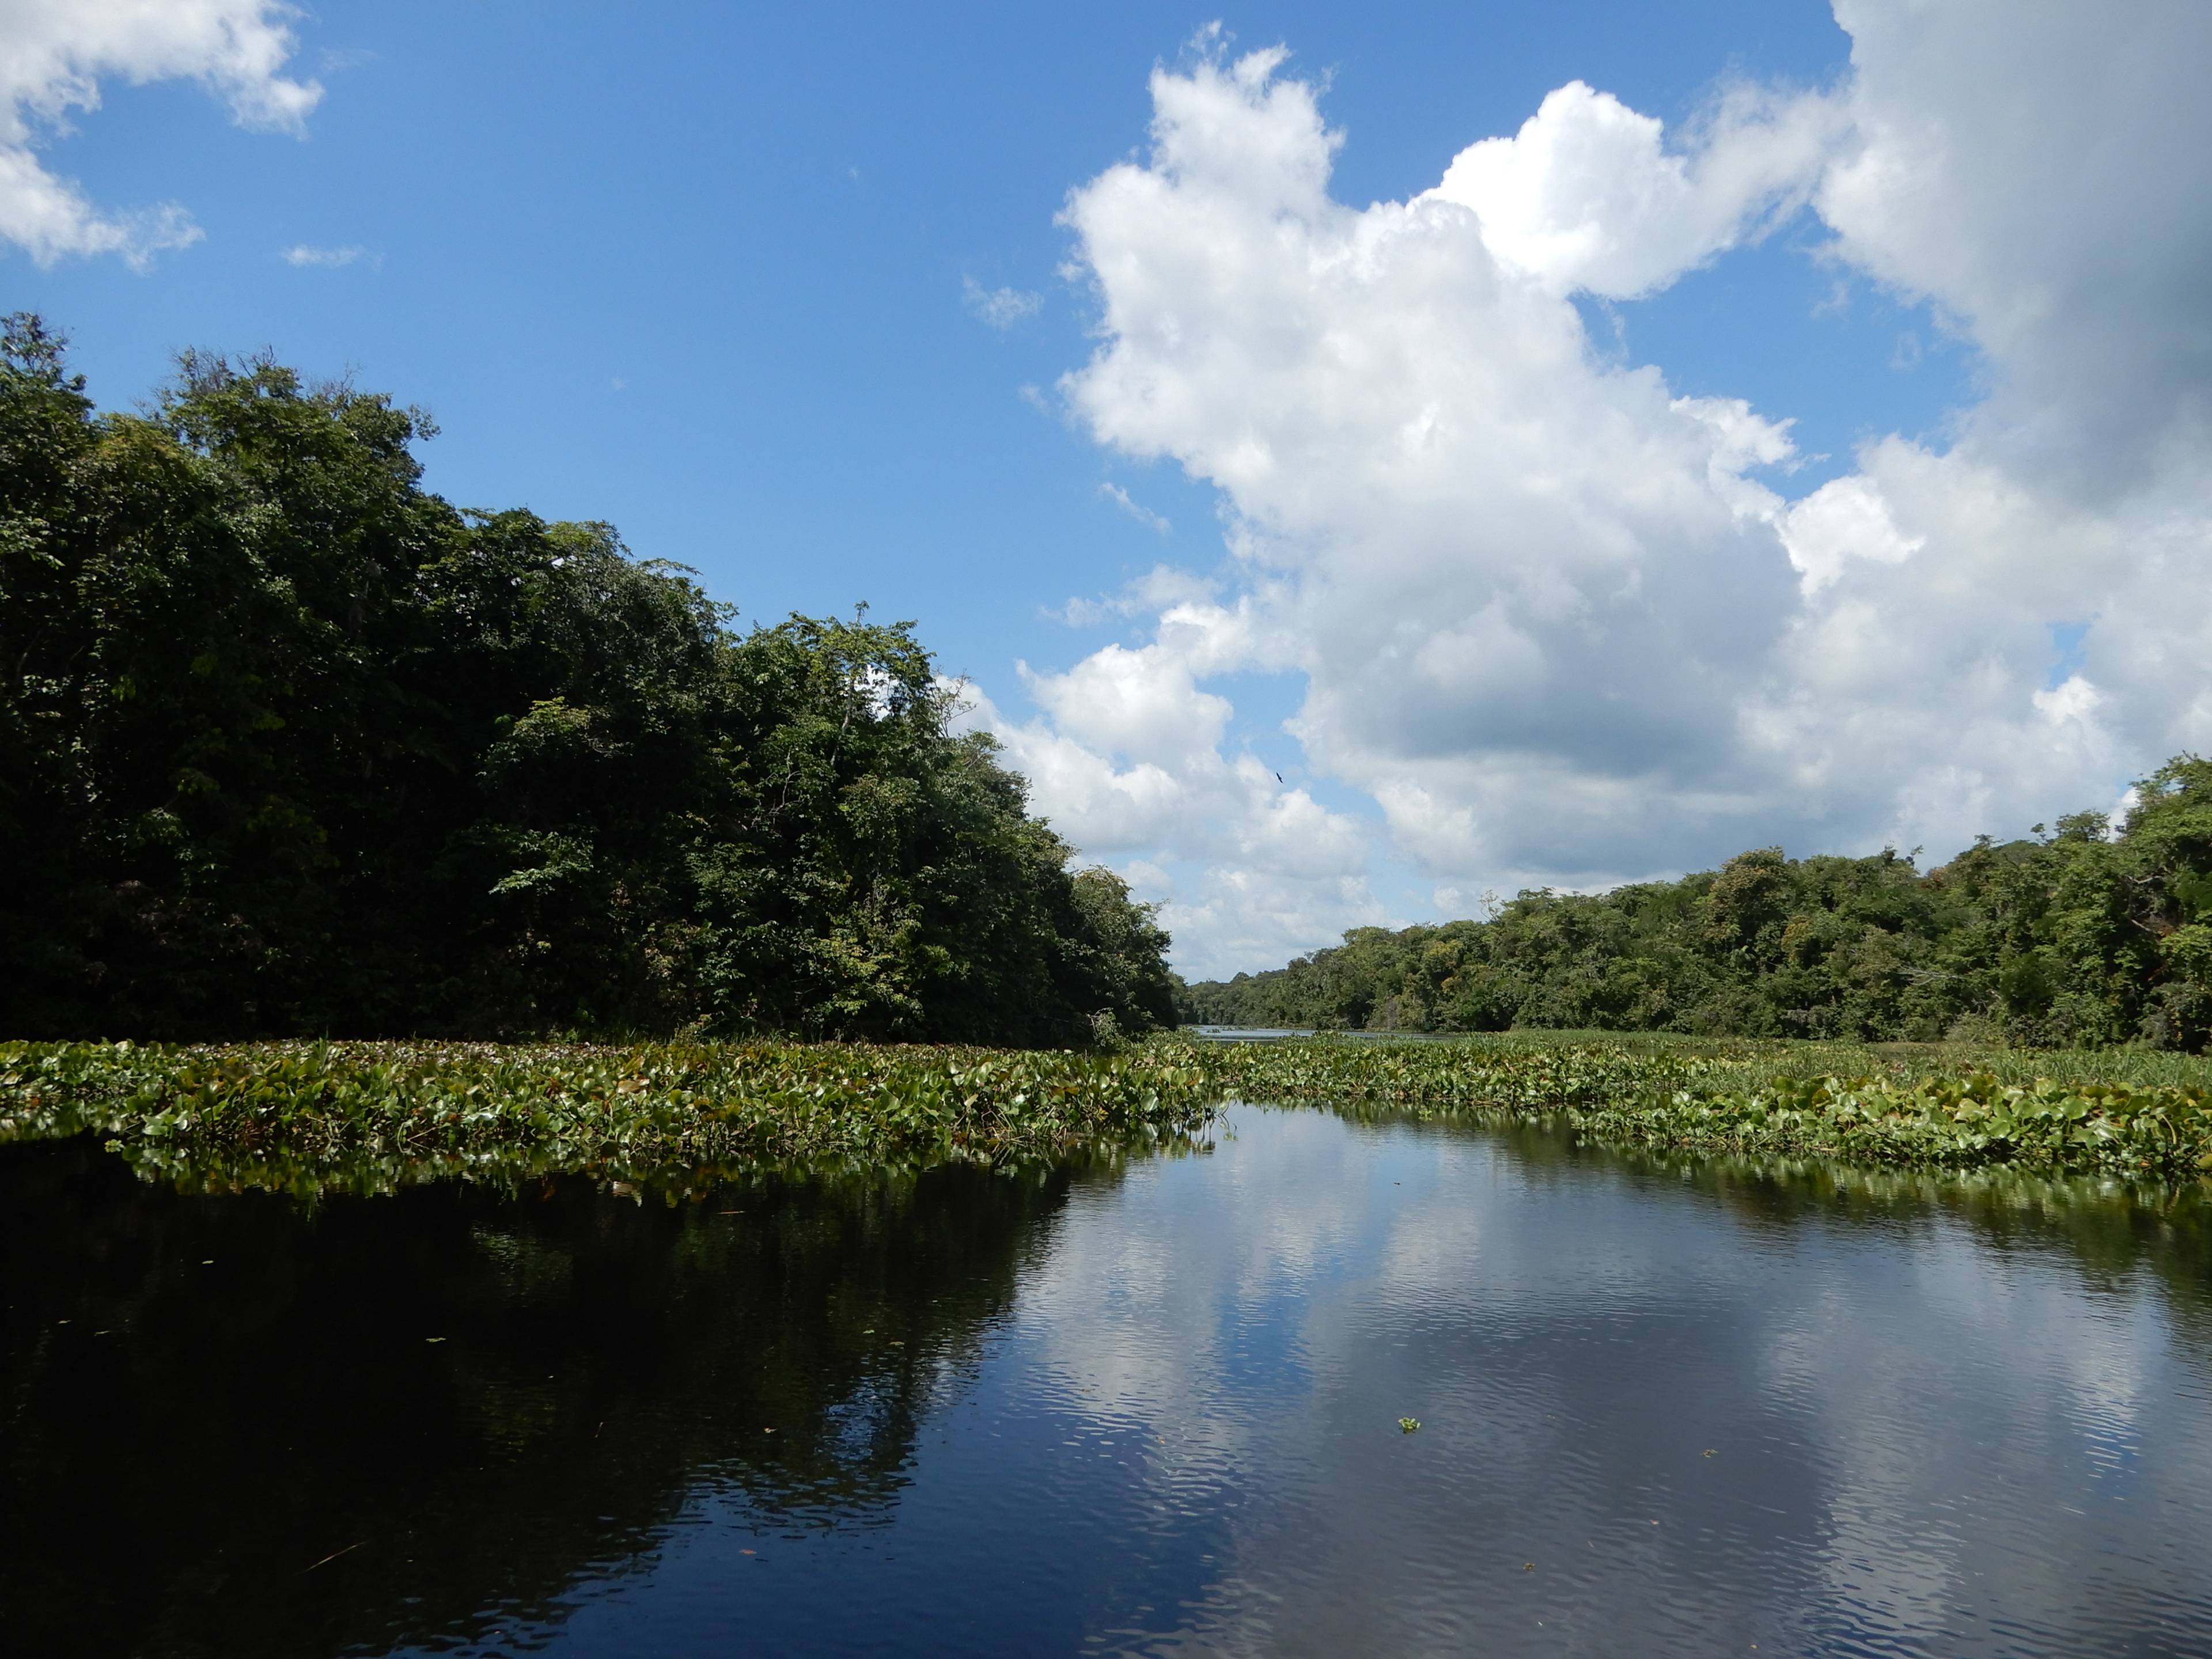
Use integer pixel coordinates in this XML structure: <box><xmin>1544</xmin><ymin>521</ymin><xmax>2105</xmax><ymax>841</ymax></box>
<box><xmin>13</xmin><ymin>2</ymin><xmax>1958</xmax><ymax>673</ymax></box>
<box><xmin>8</xmin><ymin>2</ymin><xmax>2204</xmax><ymax>976</ymax></box>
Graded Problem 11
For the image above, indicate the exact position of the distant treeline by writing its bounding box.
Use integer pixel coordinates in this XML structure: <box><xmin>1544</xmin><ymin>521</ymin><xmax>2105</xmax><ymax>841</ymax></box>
<box><xmin>0</xmin><ymin>317</ymin><xmax>1174</xmax><ymax>1044</ymax></box>
<box><xmin>1179</xmin><ymin>769</ymin><xmax>2212</xmax><ymax>1051</ymax></box>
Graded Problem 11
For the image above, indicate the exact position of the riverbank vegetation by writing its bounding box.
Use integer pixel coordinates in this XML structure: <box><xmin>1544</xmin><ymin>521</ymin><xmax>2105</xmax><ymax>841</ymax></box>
<box><xmin>0</xmin><ymin>1038</ymin><xmax>1220</xmax><ymax>1192</ymax></box>
<box><xmin>6</xmin><ymin>1031</ymin><xmax>2208</xmax><ymax>1193</ymax></box>
<box><xmin>0</xmin><ymin>316</ymin><xmax>1173</xmax><ymax>1046</ymax></box>
<box><xmin>1179</xmin><ymin>763</ymin><xmax>2212</xmax><ymax>1052</ymax></box>
<box><xmin>1201</xmin><ymin>1033</ymin><xmax>2212</xmax><ymax>1183</ymax></box>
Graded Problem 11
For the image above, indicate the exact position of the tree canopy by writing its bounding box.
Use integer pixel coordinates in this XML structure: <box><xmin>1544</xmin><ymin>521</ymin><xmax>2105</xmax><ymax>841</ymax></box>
<box><xmin>0</xmin><ymin>317</ymin><xmax>1175</xmax><ymax>1044</ymax></box>
<box><xmin>1180</xmin><ymin>760</ymin><xmax>2212</xmax><ymax>1052</ymax></box>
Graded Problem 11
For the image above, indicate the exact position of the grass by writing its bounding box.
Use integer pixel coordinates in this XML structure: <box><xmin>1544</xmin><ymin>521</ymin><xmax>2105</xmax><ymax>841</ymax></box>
<box><xmin>2</xmin><ymin>1029</ymin><xmax>2209</xmax><ymax>1192</ymax></box>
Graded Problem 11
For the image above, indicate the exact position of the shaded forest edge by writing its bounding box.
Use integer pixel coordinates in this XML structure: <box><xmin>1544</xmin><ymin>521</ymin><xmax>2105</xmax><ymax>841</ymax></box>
<box><xmin>0</xmin><ymin>317</ymin><xmax>1175</xmax><ymax>1046</ymax></box>
<box><xmin>1179</xmin><ymin>763</ymin><xmax>2212</xmax><ymax>1053</ymax></box>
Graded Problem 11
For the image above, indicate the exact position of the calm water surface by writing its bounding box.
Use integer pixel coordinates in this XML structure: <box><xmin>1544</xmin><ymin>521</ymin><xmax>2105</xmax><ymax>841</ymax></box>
<box><xmin>6</xmin><ymin>1106</ymin><xmax>2212</xmax><ymax>1657</ymax></box>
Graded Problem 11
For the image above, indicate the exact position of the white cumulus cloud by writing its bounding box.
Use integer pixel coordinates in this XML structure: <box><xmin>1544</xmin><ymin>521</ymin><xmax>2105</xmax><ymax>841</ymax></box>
<box><xmin>0</xmin><ymin>0</ymin><xmax>321</xmax><ymax>267</ymax></box>
<box><xmin>1429</xmin><ymin>78</ymin><xmax>1844</xmax><ymax>300</ymax></box>
<box><xmin>990</xmin><ymin>6</ymin><xmax>2212</xmax><ymax>976</ymax></box>
<box><xmin>1777</xmin><ymin>474</ymin><xmax>1922</xmax><ymax>596</ymax></box>
<box><xmin>956</xmin><ymin>589</ymin><xmax>1385</xmax><ymax>975</ymax></box>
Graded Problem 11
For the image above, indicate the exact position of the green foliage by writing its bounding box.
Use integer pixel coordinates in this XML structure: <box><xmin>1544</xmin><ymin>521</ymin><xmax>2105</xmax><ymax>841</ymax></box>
<box><xmin>8</xmin><ymin>1030</ymin><xmax>2209</xmax><ymax>1194</ymax></box>
<box><xmin>0</xmin><ymin>317</ymin><xmax>1172</xmax><ymax>1045</ymax></box>
<box><xmin>1180</xmin><ymin>760</ymin><xmax>2212</xmax><ymax>1052</ymax></box>
<box><xmin>0</xmin><ymin>1037</ymin><xmax>1219</xmax><ymax>1192</ymax></box>
<box><xmin>1180</xmin><ymin>1035</ymin><xmax>2212</xmax><ymax>1181</ymax></box>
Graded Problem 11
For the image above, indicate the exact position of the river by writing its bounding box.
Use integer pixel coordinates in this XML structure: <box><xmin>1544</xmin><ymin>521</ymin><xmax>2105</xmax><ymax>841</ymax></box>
<box><xmin>5</xmin><ymin>1104</ymin><xmax>2210</xmax><ymax>1656</ymax></box>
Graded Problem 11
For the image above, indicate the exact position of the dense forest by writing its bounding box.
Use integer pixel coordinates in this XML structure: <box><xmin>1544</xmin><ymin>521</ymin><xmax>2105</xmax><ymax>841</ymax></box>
<box><xmin>1180</xmin><ymin>765</ymin><xmax>2212</xmax><ymax>1051</ymax></box>
<box><xmin>0</xmin><ymin>317</ymin><xmax>1175</xmax><ymax>1044</ymax></box>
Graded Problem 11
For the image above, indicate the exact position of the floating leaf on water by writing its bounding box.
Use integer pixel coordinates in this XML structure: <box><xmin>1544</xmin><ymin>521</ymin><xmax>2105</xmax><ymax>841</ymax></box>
<box><xmin>1398</xmin><ymin>1416</ymin><xmax>1420</xmax><ymax>1433</ymax></box>
<box><xmin>9</xmin><ymin>1034</ymin><xmax>2209</xmax><ymax>1191</ymax></box>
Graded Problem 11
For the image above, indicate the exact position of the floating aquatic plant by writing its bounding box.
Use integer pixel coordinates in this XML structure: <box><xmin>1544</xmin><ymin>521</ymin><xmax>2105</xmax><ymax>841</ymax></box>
<box><xmin>3</xmin><ymin>1032</ymin><xmax>2208</xmax><ymax>1192</ymax></box>
<box><xmin>1190</xmin><ymin>1037</ymin><xmax>2212</xmax><ymax>1183</ymax></box>
<box><xmin>0</xmin><ymin>1037</ymin><xmax>1221</xmax><ymax>1192</ymax></box>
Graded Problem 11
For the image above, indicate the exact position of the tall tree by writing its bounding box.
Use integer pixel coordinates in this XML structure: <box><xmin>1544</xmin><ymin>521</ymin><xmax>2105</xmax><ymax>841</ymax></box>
<box><xmin>1180</xmin><ymin>763</ymin><xmax>2212</xmax><ymax>1051</ymax></box>
<box><xmin>0</xmin><ymin>319</ymin><xmax>1172</xmax><ymax>1044</ymax></box>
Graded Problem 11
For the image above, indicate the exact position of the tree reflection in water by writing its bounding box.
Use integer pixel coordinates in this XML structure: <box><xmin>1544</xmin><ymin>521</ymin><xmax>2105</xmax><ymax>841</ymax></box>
<box><xmin>6</xmin><ymin>1116</ymin><xmax>2212</xmax><ymax>1659</ymax></box>
<box><xmin>0</xmin><ymin>1136</ymin><xmax>1085</xmax><ymax>1658</ymax></box>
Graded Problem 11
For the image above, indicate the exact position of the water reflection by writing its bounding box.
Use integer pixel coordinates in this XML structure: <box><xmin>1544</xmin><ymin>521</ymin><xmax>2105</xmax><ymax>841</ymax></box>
<box><xmin>1047</xmin><ymin>1112</ymin><xmax>2212</xmax><ymax>1658</ymax></box>
<box><xmin>4</xmin><ymin>1111</ymin><xmax>2211</xmax><ymax>1657</ymax></box>
<box><xmin>0</xmin><ymin>1136</ymin><xmax>1083</xmax><ymax>1657</ymax></box>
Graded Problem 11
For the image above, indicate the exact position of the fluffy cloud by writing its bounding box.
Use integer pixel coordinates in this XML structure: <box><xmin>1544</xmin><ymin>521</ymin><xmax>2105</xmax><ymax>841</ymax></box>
<box><xmin>1817</xmin><ymin>0</ymin><xmax>2212</xmax><ymax>490</ymax></box>
<box><xmin>959</xmin><ymin>586</ymin><xmax>1385</xmax><ymax>974</ymax></box>
<box><xmin>989</xmin><ymin>5</ymin><xmax>2212</xmax><ymax>976</ymax></box>
<box><xmin>0</xmin><ymin>0</ymin><xmax>320</xmax><ymax>267</ymax></box>
<box><xmin>1429</xmin><ymin>78</ymin><xmax>1843</xmax><ymax>300</ymax></box>
<box><xmin>1777</xmin><ymin>474</ymin><xmax>1922</xmax><ymax>597</ymax></box>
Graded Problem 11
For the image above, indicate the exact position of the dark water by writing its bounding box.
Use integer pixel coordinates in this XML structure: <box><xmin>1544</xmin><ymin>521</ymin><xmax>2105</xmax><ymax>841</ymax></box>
<box><xmin>6</xmin><ymin>1108</ymin><xmax>2212</xmax><ymax>1658</ymax></box>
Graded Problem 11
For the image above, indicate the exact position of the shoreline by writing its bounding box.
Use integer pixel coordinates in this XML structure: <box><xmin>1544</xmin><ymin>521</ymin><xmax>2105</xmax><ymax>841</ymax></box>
<box><xmin>4</xmin><ymin>1034</ymin><xmax>2209</xmax><ymax>1194</ymax></box>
